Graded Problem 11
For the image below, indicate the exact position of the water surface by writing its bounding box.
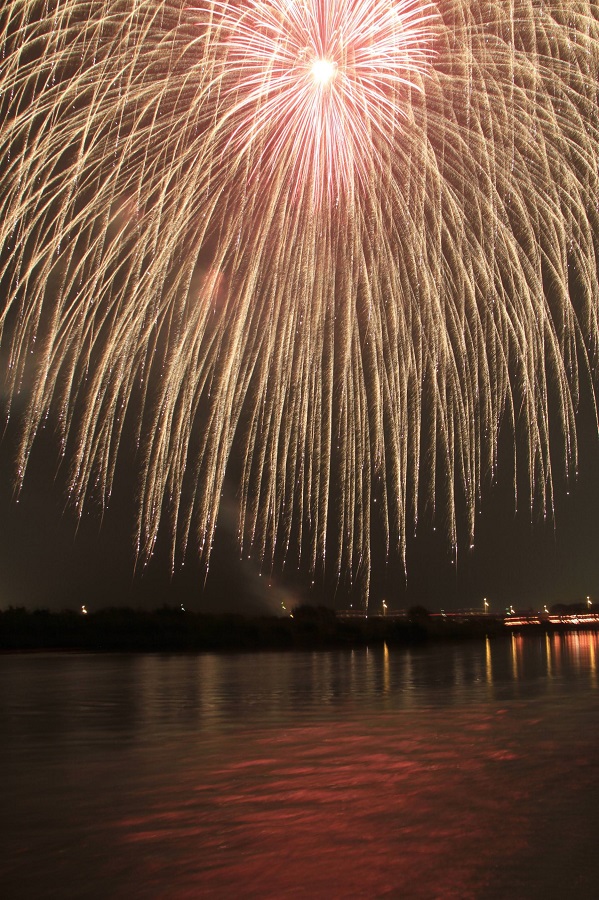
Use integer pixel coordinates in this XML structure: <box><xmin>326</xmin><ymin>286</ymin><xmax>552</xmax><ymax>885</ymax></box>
<box><xmin>2</xmin><ymin>633</ymin><xmax>598</xmax><ymax>898</ymax></box>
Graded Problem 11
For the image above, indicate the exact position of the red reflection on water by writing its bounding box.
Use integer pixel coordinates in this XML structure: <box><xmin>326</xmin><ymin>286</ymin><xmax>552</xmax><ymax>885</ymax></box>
<box><xmin>5</xmin><ymin>648</ymin><xmax>599</xmax><ymax>898</ymax></box>
<box><xmin>549</xmin><ymin>631</ymin><xmax>599</xmax><ymax>682</ymax></box>
<box><xmin>112</xmin><ymin>715</ymin><xmax>536</xmax><ymax>899</ymax></box>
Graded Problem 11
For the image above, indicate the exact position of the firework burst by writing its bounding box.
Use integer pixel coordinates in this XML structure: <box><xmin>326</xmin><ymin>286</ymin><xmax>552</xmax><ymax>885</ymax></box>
<box><xmin>201</xmin><ymin>0</ymin><xmax>435</xmax><ymax>201</ymax></box>
<box><xmin>1</xmin><ymin>1</ymin><xmax>599</xmax><ymax>602</ymax></box>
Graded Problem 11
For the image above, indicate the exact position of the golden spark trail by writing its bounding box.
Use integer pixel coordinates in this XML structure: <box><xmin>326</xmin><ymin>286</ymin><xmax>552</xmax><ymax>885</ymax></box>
<box><xmin>1</xmin><ymin>1</ymin><xmax>599</xmax><ymax>603</ymax></box>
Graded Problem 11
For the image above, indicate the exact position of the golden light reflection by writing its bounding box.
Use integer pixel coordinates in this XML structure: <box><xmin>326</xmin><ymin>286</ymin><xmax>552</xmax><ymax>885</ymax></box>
<box><xmin>590</xmin><ymin>634</ymin><xmax>597</xmax><ymax>686</ymax></box>
<box><xmin>553</xmin><ymin>634</ymin><xmax>562</xmax><ymax>670</ymax></box>
<box><xmin>557</xmin><ymin>631</ymin><xmax>599</xmax><ymax>685</ymax></box>
<box><xmin>545</xmin><ymin>633</ymin><xmax>553</xmax><ymax>680</ymax></box>
<box><xmin>383</xmin><ymin>642</ymin><xmax>390</xmax><ymax>694</ymax></box>
<box><xmin>485</xmin><ymin>637</ymin><xmax>492</xmax><ymax>686</ymax></box>
<box><xmin>570</xmin><ymin>632</ymin><xmax>582</xmax><ymax>673</ymax></box>
<box><xmin>510</xmin><ymin>634</ymin><xmax>523</xmax><ymax>681</ymax></box>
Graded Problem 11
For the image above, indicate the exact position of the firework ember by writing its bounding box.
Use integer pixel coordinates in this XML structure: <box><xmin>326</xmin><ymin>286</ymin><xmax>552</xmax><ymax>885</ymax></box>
<box><xmin>1</xmin><ymin>1</ymin><xmax>599</xmax><ymax>602</ymax></box>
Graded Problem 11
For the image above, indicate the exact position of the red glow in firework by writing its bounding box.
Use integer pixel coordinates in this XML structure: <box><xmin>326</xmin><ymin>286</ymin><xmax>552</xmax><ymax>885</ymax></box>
<box><xmin>199</xmin><ymin>0</ymin><xmax>436</xmax><ymax>201</ymax></box>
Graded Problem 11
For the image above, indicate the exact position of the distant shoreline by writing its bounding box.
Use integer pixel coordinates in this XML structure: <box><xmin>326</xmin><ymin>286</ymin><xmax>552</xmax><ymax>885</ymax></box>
<box><xmin>1</xmin><ymin>606</ymin><xmax>598</xmax><ymax>653</ymax></box>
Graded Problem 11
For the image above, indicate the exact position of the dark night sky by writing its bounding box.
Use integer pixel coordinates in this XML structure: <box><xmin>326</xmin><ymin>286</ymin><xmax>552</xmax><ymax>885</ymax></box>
<box><xmin>2</xmin><ymin>5</ymin><xmax>599</xmax><ymax>617</ymax></box>
<box><xmin>2</xmin><ymin>376</ymin><xmax>599</xmax><ymax>615</ymax></box>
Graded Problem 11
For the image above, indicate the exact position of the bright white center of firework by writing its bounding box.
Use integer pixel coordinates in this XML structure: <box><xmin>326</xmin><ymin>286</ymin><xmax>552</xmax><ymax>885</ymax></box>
<box><xmin>311</xmin><ymin>58</ymin><xmax>336</xmax><ymax>86</ymax></box>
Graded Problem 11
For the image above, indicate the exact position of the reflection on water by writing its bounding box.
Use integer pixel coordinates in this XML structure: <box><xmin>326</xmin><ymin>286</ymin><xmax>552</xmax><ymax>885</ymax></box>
<box><xmin>2</xmin><ymin>635</ymin><xmax>599</xmax><ymax>899</ymax></box>
<box><xmin>506</xmin><ymin>630</ymin><xmax>598</xmax><ymax>688</ymax></box>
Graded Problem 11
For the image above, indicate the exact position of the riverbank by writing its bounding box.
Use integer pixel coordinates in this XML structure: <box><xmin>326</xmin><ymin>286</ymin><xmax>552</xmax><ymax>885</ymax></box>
<box><xmin>0</xmin><ymin>605</ymin><xmax>503</xmax><ymax>652</ymax></box>
<box><xmin>1</xmin><ymin>605</ymin><xmax>597</xmax><ymax>653</ymax></box>
<box><xmin>0</xmin><ymin>605</ymin><xmax>423</xmax><ymax>652</ymax></box>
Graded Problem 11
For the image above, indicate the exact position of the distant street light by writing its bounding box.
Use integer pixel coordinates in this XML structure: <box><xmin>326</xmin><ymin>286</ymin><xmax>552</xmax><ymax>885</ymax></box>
<box><xmin>587</xmin><ymin>596</ymin><xmax>592</xmax><ymax>609</ymax></box>
<box><xmin>382</xmin><ymin>600</ymin><xmax>388</xmax><ymax>617</ymax></box>
<box><xmin>483</xmin><ymin>598</ymin><xmax>489</xmax><ymax>614</ymax></box>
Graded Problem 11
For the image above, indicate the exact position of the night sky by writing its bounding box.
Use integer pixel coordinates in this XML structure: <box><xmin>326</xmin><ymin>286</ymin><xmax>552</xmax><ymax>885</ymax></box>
<box><xmin>3</xmin><ymin>2</ymin><xmax>599</xmax><ymax>617</ymax></box>
<box><xmin>2</xmin><ymin>382</ymin><xmax>599</xmax><ymax>615</ymax></box>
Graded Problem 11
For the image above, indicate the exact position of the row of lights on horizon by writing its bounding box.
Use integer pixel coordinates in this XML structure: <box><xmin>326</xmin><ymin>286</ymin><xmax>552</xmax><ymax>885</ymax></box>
<box><xmin>79</xmin><ymin>596</ymin><xmax>594</xmax><ymax>617</ymax></box>
<box><xmin>501</xmin><ymin>596</ymin><xmax>593</xmax><ymax>616</ymax></box>
<box><xmin>377</xmin><ymin>596</ymin><xmax>594</xmax><ymax>616</ymax></box>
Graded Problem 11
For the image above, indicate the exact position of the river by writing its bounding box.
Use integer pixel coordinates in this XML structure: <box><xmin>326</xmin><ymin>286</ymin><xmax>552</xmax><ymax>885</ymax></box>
<box><xmin>2</xmin><ymin>632</ymin><xmax>599</xmax><ymax>898</ymax></box>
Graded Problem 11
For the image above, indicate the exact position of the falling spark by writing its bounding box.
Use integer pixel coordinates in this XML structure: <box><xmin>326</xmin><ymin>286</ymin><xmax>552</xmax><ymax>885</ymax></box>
<box><xmin>1</xmin><ymin>1</ymin><xmax>599</xmax><ymax>603</ymax></box>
